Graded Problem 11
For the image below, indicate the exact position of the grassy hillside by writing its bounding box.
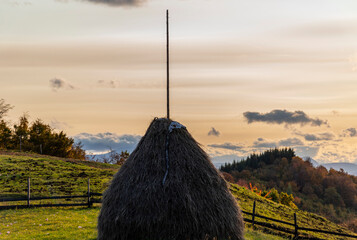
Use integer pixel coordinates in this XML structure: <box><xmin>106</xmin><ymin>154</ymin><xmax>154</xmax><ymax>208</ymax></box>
<box><xmin>0</xmin><ymin>153</ymin><xmax>118</xmax><ymax>199</ymax></box>
<box><xmin>0</xmin><ymin>152</ymin><xmax>356</xmax><ymax>239</ymax></box>
<box><xmin>231</xmin><ymin>184</ymin><xmax>355</xmax><ymax>239</ymax></box>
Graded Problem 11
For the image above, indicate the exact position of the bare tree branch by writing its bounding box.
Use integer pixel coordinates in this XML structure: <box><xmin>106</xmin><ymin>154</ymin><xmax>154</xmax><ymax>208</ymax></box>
<box><xmin>0</xmin><ymin>99</ymin><xmax>13</xmax><ymax>119</ymax></box>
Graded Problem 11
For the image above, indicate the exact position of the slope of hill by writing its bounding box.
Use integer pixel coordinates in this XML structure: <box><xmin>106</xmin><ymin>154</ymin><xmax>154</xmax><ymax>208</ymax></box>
<box><xmin>0</xmin><ymin>152</ymin><xmax>119</xmax><ymax>198</ymax></box>
<box><xmin>0</xmin><ymin>152</ymin><xmax>356</xmax><ymax>239</ymax></box>
<box><xmin>220</xmin><ymin>148</ymin><xmax>357</xmax><ymax>227</ymax></box>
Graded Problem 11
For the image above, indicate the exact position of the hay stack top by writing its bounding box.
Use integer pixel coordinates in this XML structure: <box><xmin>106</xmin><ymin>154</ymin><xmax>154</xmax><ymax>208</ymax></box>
<box><xmin>98</xmin><ymin>118</ymin><xmax>244</xmax><ymax>240</ymax></box>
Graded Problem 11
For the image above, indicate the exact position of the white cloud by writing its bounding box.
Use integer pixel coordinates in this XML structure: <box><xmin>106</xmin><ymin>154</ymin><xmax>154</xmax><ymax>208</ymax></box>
<box><xmin>74</xmin><ymin>132</ymin><xmax>141</xmax><ymax>154</ymax></box>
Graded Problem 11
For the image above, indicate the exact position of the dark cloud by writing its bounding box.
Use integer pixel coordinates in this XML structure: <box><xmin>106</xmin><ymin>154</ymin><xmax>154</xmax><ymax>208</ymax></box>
<box><xmin>208</xmin><ymin>127</ymin><xmax>220</xmax><ymax>137</ymax></box>
<box><xmin>208</xmin><ymin>143</ymin><xmax>243</xmax><ymax>151</ymax></box>
<box><xmin>278</xmin><ymin>138</ymin><xmax>304</xmax><ymax>147</ymax></box>
<box><xmin>296</xmin><ymin>132</ymin><xmax>335</xmax><ymax>141</ymax></box>
<box><xmin>253</xmin><ymin>139</ymin><xmax>277</xmax><ymax>148</ymax></box>
<box><xmin>82</xmin><ymin>0</ymin><xmax>146</xmax><ymax>7</ymax></box>
<box><xmin>49</xmin><ymin>78</ymin><xmax>75</xmax><ymax>91</ymax></box>
<box><xmin>243</xmin><ymin>109</ymin><xmax>328</xmax><ymax>127</ymax></box>
<box><xmin>342</xmin><ymin>128</ymin><xmax>357</xmax><ymax>137</ymax></box>
<box><xmin>74</xmin><ymin>132</ymin><xmax>141</xmax><ymax>154</ymax></box>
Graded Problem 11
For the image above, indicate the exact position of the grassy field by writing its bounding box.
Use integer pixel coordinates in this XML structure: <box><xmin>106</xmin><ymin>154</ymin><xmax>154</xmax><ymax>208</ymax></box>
<box><xmin>0</xmin><ymin>153</ymin><xmax>118</xmax><ymax>199</ymax></box>
<box><xmin>0</xmin><ymin>207</ymin><xmax>286</xmax><ymax>240</ymax></box>
<box><xmin>0</xmin><ymin>152</ymin><xmax>356</xmax><ymax>239</ymax></box>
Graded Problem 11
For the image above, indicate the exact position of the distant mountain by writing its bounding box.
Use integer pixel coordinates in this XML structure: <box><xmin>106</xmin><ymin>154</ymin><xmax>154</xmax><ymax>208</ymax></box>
<box><xmin>303</xmin><ymin>157</ymin><xmax>319</xmax><ymax>167</ymax></box>
<box><xmin>322</xmin><ymin>162</ymin><xmax>357</xmax><ymax>176</ymax></box>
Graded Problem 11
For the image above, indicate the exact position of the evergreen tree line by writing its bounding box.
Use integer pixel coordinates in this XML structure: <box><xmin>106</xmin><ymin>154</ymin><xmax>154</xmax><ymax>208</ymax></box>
<box><xmin>220</xmin><ymin>147</ymin><xmax>295</xmax><ymax>172</ymax></box>
<box><xmin>220</xmin><ymin>148</ymin><xmax>357</xmax><ymax>227</ymax></box>
<box><xmin>0</xmin><ymin>99</ymin><xmax>85</xmax><ymax>159</ymax></box>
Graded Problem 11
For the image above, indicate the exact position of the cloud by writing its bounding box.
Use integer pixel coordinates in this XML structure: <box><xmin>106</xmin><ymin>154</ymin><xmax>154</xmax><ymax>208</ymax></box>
<box><xmin>208</xmin><ymin>127</ymin><xmax>220</xmax><ymax>137</ymax></box>
<box><xmin>243</xmin><ymin>109</ymin><xmax>328</xmax><ymax>127</ymax></box>
<box><xmin>50</xmin><ymin>120</ymin><xmax>71</xmax><ymax>130</ymax></box>
<box><xmin>285</xmin><ymin>21</ymin><xmax>357</xmax><ymax>38</ymax></box>
<box><xmin>296</xmin><ymin>132</ymin><xmax>335</xmax><ymax>141</ymax></box>
<box><xmin>294</xmin><ymin>146</ymin><xmax>319</xmax><ymax>158</ymax></box>
<box><xmin>252</xmin><ymin>139</ymin><xmax>277</xmax><ymax>148</ymax></box>
<box><xmin>208</xmin><ymin>143</ymin><xmax>243</xmax><ymax>151</ymax></box>
<box><xmin>7</xmin><ymin>1</ymin><xmax>32</xmax><ymax>6</ymax></box>
<box><xmin>81</xmin><ymin>0</ymin><xmax>146</xmax><ymax>7</ymax></box>
<box><xmin>49</xmin><ymin>78</ymin><xmax>75</xmax><ymax>91</ymax></box>
<box><xmin>350</xmin><ymin>53</ymin><xmax>357</xmax><ymax>71</ymax></box>
<box><xmin>74</xmin><ymin>132</ymin><xmax>141</xmax><ymax>154</ymax></box>
<box><xmin>211</xmin><ymin>154</ymin><xmax>243</xmax><ymax>168</ymax></box>
<box><xmin>342</xmin><ymin>128</ymin><xmax>357</xmax><ymax>137</ymax></box>
<box><xmin>278</xmin><ymin>138</ymin><xmax>304</xmax><ymax>146</ymax></box>
<box><xmin>97</xmin><ymin>80</ymin><xmax>119</xmax><ymax>88</ymax></box>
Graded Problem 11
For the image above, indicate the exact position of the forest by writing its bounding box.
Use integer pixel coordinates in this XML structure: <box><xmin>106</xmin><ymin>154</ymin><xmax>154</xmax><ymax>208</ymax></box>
<box><xmin>220</xmin><ymin>148</ymin><xmax>357</xmax><ymax>230</ymax></box>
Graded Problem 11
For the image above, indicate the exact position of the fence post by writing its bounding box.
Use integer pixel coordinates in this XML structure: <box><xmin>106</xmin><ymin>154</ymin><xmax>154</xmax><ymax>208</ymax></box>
<box><xmin>252</xmin><ymin>201</ymin><xmax>256</xmax><ymax>227</ymax></box>
<box><xmin>27</xmin><ymin>177</ymin><xmax>30</xmax><ymax>208</ymax></box>
<box><xmin>87</xmin><ymin>178</ymin><xmax>91</xmax><ymax>207</ymax></box>
<box><xmin>294</xmin><ymin>212</ymin><xmax>298</xmax><ymax>239</ymax></box>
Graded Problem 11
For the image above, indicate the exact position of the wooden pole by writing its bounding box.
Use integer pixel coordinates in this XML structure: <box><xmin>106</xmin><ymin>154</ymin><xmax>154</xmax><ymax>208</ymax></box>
<box><xmin>294</xmin><ymin>212</ymin><xmax>298</xmax><ymax>239</ymax></box>
<box><xmin>27</xmin><ymin>177</ymin><xmax>30</xmax><ymax>208</ymax></box>
<box><xmin>166</xmin><ymin>9</ymin><xmax>170</xmax><ymax>119</ymax></box>
<box><xmin>252</xmin><ymin>200</ymin><xmax>256</xmax><ymax>227</ymax></box>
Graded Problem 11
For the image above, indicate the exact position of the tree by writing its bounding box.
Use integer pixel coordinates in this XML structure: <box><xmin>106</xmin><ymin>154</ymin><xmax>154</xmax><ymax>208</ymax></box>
<box><xmin>68</xmin><ymin>141</ymin><xmax>86</xmax><ymax>160</ymax></box>
<box><xmin>101</xmin><ymin>149</ymin><xmax>129</xmax><ymax>165</ymax></box>
<box><xmin>13</xmin><ymin>113</ymin><xmax>30</xmax><ymax>150</ymax></box>
<box><xmin>29</xmin><ymin>119</ymin><xmax>52</xmax><ymax>153</ymax></box>
<box><xmin>324</xmin><ymin>187</ymin><xmax>345</xmax><ymax>207</ymax></box>
<box><xmin>0</xmin><ymin>120</ymin><xmax>12</xmax><ymax>149</ymax></box>
<box><xmin>0</xmin><ymin>99</ymin><xmax>13</xmax><ymax>120</ymax></box>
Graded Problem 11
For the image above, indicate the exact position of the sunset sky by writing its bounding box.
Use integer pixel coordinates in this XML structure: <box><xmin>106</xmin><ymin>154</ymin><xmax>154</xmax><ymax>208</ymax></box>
<box><xmin>1</xmin><ymin>0</ymin><xmax>357</xmax><ymax>165</ymax></box>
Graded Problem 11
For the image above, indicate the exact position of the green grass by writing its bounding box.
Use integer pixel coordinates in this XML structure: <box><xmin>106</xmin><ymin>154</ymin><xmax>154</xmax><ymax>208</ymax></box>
<box><xmin>231</xmin><ymin>184</ymin><xmax>354</xmax><ymax>239</ymax></box>
<box><xmin>0</xmin><ymin>207</ymin><xmax>98</xmax><ymax>240</ymax></box>
<box><xmin>0</xmin><ymin>154</ymin><xmax>118</xmax><ymax>199</ymax></box>
<box><xmin>0</xmin><ymin>207</ymin><xmax>287</xmax><ymax>240</ymax></box>
<box><xmin>0</xmin><ymin>152</ymin><xmax>356</xmax><ymax>239</ymax></box>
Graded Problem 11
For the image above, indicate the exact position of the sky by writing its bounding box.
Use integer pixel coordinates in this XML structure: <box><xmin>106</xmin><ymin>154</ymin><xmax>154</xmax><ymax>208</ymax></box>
<box><xmin>1</xmin><ymin>0</ymin><xmax>357</xmax><ymax>165</ymax></box>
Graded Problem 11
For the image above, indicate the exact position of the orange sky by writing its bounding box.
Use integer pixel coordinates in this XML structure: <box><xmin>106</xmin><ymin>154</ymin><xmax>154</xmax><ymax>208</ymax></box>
<box><xmin>1</xmin><ymin>0</ymin><xmax>357</xmax><ymax>164</ymax></box>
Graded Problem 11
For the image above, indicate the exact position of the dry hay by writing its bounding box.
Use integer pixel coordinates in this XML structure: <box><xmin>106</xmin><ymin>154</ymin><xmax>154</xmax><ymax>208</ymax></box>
<box><xmin>98</xmin><ymin>118</ymin><xmax>244</xmax><ymax>240</ymax></box>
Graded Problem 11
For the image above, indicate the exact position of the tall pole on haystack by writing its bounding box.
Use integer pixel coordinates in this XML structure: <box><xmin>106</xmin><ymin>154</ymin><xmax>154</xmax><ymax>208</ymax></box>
<box><xmin>166</xmin><ymin>9</ymin><xmax>170</xmax><ymax>119</ymax></box>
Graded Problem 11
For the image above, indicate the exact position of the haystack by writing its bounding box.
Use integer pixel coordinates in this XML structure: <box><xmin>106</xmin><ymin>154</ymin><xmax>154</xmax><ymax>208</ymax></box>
<box><xmin>98</xmin><ymin>118</ymin><xmax>244</xmax><ymax>240</ymax></box>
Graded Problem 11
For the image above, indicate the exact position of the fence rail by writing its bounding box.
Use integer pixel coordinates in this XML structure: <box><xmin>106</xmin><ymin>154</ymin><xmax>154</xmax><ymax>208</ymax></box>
<box><xmin>1</xmin><ymin>179</ymin><xmax>357</xmax><ymax>239</ymax></box>
<box><xmin>0</xmin><ymin>178</ymin><xmax>99</xmax><ymax>209</ymax></box>
<box><xmin>242</xmin><ymin>201</ymin><xmax>357</xmax><ymax>239</ymax></box>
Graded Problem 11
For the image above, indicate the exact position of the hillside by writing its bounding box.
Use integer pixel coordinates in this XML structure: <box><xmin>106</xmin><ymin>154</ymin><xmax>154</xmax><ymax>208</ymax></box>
<box><xmin>0</xmin><ymin>152</ymin><xmax>119</xmax><ymax>199</ymax></box>
<box><xmin>0</xmin><ymin>152</ymin><xmax>356</xmax><ymax>239</ymax></box>
<box><xmin>221</xmin><ymin>148</ymin><xmax>357</xmax><ymax>227</ymax></box>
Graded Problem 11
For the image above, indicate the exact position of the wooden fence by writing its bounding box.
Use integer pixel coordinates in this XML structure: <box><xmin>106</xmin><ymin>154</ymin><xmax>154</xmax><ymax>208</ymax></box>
<box><xmin>242</xmin><ymin>201</ymin><xmax>357</xmax><ymax>239</ymax></box>
<box><xmin>0</xmin><ymin>178</ymin><xmax>101</xmax><ymax>209</ymax></box>
<box><xmin>1</xmin><ymin>179</ymin><xmax>357</xmax><ymax>239</ymax></box>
